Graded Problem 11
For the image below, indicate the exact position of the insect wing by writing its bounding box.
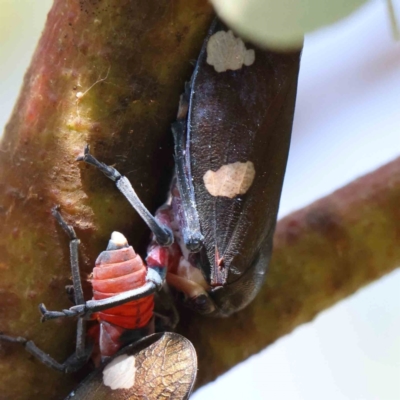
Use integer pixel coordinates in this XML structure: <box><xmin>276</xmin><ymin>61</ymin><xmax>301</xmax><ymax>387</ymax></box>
<box><xmin>186</xmin><ymin>20</ymin><xmax>301</xmax><ymax>310</ymax></box>
<box><xmin>66</xmin><ymin>332</ymin><xmax>197</xmax><ymax>400</ymax></box>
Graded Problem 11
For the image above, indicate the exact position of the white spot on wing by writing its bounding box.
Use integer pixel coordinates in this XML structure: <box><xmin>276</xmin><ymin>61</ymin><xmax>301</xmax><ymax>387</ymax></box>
<box><xmin>103</xmin><ymin>354</ymin><xmax>136</xmax><ymax>390</ymax></box>
<box><xmin>206</xmin><ymin>30</ymin><xmax>255</xmax><ymax>73</ymax></box>
<box><xmin>203</xmin><ymin>161</ymin><xmax>255</xmax><ymax>198</ymax></box>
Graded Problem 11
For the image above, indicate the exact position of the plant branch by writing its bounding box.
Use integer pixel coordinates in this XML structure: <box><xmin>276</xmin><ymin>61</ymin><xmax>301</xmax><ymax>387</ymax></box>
<box><xmin>0</xmin><ymin>1</ymin><xmax>398</xmax><ymax>399</ymax></box>
<box><xmin>179</xmin><ymin>157</ymin><xmax>400</xmax><ymax>389</ymax></box>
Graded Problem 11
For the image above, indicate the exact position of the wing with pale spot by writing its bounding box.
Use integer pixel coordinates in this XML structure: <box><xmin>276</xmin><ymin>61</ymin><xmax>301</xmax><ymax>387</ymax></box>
<box><xmin>66</xmin><ymin>332</ymin><xmax>197</xmax><ymax>400</ymax></box>
<box><xmin>187</xmin><ymin>19</ymin><xmax>301</xmax><ymax>293</ymax></box>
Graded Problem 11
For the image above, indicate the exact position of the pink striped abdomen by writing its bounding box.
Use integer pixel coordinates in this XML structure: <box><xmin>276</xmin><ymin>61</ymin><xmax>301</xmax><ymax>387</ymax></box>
<box><xmin>91</xmin><ymin>246</ymin><xmax>154</xmax><ymax>330</ymax></box>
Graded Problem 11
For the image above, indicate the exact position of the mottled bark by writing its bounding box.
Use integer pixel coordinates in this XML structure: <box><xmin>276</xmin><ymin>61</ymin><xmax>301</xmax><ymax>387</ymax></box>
<box><xmin>0</xmin><ymin>1</ymin><xmax>399</xmax><ymax>399</ymax></box>
<box><xmin>0</xmin><ymin>1</ymin><xmax>213</xmax><ymax>399</ymax></box>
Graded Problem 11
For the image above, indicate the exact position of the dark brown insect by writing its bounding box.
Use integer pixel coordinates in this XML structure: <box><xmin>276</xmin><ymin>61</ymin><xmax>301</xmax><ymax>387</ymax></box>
<box><xmin>71</xmin><ymin>18</ymin><xmax>302</xmax><ymax>317</ymax></box>
<box><xmin>177</xmin><ymin>20</ymin><xmax>302</xmax><ymax>315</ymax></box>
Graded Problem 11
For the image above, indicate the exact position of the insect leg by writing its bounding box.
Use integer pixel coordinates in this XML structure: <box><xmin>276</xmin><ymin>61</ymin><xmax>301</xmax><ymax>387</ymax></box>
<box><xmin>0</xmin><ymin>332</ymin><xmax>93</xmax><ymax>372</ymax></box>
<box><xmin>0</xmin><ymin>208</ymin><xmax>94</xmax><ymax>372</ymax></box>
<box><xmin>51</xmin><ymin>206</ymin><xmax>93</xmax><ymax>361</ymax></box>
<box><xmin>40</xmin><ymin>268</ymin><xmax>164</xmax><ymax>321</ymax></box>
<box><xmin>0</xmin><ymin>334</ymin><xmax>64</xmax><ymax>371</ymax></box>
<box><xmin>171</xmin><ymin>87</ymin><xmax>203</xmax><ymax>252</ymax></box>
<box><xmin>51</xmin><ymin>206</ymin><xmax>84</xmax><ymax>306</ymax></box>
<box><xmin>77</xmin><ymin>145</ymin><xmax>173</xmax><ymax>247</ymax></box>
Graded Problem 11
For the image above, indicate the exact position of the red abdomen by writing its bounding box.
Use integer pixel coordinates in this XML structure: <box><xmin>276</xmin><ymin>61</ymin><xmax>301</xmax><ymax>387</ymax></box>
<box><xmin>92</xmin><ymin>244</ymin><xmax>154</xmax><ymax>330</ymax></box>
<box><xmin>89</xmin><ymin>232</ymin><xmax>154</xmax><ymax>359</ymax></box>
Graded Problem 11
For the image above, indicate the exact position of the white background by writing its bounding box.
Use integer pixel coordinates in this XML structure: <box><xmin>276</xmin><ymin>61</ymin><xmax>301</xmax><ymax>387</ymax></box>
<box><xmin>1</xmin><ymin>1</ymin><xmax>399</xmax><ymax>399</ymax></box>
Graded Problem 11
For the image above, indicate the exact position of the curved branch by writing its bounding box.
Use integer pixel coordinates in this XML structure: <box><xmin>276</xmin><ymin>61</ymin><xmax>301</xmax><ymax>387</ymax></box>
<box><xmin>0</xmin><ymin>0</ymin><xmax>398</xmax><ymax>399</ymax></box>
<box><xmin>179</xmin><ymin>157</ymin><xmax>400</xmax><ymax>388</ymax></box>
